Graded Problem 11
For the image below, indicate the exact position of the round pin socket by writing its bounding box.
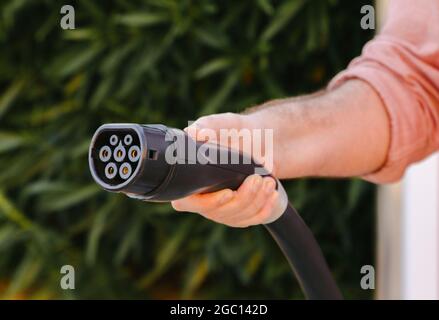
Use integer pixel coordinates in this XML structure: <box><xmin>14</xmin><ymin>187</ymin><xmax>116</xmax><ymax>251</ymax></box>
<box><xmin>104</xmin><ymin>162</ymin><xmax>117</xmax><ymax>179</ymax></box>
<box><xmin>114</xmin><ymin>144</ymin><xmax>126</xmax><ymax>162</ymax></box>
<box><xmin>124</xmin><ymin>134</ymin><xmax>133</xmax><ymax>146</ymax></box>
<box><xmin>128</xmin><ymin>145</ymin><xmax>141</xmax><ymax>162</ymax></box>
<box><xmin>119</xmin><ymin>162</ymin><xmax>132</xmax><ymax>179</ymax></box>
<box><xmin>99</xmin><ymin>146</ymin><xmax>112</xmax><ymax>162</ymax></box>
<box><xmin>110</xmin><ymin>135</ymin><xmax>119</xmax><ymax>146</ymax></box>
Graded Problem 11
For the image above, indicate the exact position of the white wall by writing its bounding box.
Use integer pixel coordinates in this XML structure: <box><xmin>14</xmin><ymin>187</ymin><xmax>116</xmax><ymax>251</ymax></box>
<box><xmin>401</xmin><ymin>153</ymin><xmax>439</xmax><ymax>299</ymax></box>
<box><xmin>377</xmin><ymin>153</ymin><xmax>439</xmax><ymax>299</ymax></box>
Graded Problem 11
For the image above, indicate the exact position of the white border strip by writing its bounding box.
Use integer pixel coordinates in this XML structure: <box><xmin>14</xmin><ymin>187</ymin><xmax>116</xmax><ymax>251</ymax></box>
<box><xmin>402</xmin><ymin>153</ymin><xmax>439</xmax><ymax>299</ymax></box>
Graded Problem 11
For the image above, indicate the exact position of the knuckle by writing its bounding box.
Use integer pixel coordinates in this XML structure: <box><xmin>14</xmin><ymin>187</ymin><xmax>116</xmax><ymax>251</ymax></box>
<box><xmin>241</xmin><ymin>178</ymin><xmax>262</xmax><ymax>201</ymax></box>
<box><xmin>229</xmin><ymin>112</ymin><xmax>243</xmax><ymax>127</ymax></box>
<box><xmin>196</xmin><ymin>115</ymin><xmax>214</xmax><ymax>127</ymax></box>
<box><xmin>215</xmin><ymin>190</ymin><xmax>235</xmax><ymax>207</ymax></box>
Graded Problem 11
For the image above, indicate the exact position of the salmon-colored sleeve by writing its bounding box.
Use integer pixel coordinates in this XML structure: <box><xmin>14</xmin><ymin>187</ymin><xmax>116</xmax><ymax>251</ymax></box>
<box><xmin>329</xmin><ymin>0</ymin><xmax>439</xmax><ymax>183</ymax></box>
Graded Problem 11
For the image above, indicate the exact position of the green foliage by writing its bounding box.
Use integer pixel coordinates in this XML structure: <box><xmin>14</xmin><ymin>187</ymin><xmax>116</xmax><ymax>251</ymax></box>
<box><xmin>0</xmin><ymin>0</ymin><xmax>375</xmax><ymax>299</ymax></box>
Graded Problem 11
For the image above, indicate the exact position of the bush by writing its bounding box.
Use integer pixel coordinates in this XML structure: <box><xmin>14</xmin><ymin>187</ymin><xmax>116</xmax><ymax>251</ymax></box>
<box><xmin>0</xmin><ymin>0</ymin><xmax>375</xmax><ymax>299</ymax></box>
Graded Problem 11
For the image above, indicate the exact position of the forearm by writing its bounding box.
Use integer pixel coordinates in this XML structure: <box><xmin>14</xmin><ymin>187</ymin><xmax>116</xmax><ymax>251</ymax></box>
<box><xmin>175</xmin><ymin>79</ymin><xmax>391</xmax><ymax>227</ymax></box>
<box><xmin>243</xmin><ymin>79</ymin><xmax>390</xmax><ymax>179</ymax></box>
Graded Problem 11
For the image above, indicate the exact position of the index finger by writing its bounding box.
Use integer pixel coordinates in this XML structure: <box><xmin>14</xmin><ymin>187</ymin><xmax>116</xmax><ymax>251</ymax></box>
<box><xmin>171</xmin><ymin>188</ymin><xmax>235</xmax><ymax>214</ymax></box>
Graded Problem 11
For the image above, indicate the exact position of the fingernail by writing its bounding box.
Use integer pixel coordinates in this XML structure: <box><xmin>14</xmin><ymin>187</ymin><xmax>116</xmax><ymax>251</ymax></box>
<box><xmin>252</xmin><ymin>175</ymin><xmax>262</xmax><ymax>192</ymax></box>
<box><xmin>219</xmin><ymin>190</ymin><xmax>234</xmax><ymax>205</ymax></box>
<box><xmin>264</xmin><ymin>178</ymin><xmax>275</xmax><ymax>193</ymax></box>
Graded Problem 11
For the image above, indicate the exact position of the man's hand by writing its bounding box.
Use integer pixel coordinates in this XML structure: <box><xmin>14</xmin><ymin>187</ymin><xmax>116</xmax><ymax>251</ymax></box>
<box><xmin>171</xmin><ymin>174</ymin><xmax>284</xmax><ymax>227</ymax></box>
<box><xmin>171</xmin><ymin>80</ymin><xmax>390</xmax><ymax>227</ymax></box>
<box><xmin>171</xmin><ymin>112</ymin><xmax>286</xmax><ymax>227</ymax></box>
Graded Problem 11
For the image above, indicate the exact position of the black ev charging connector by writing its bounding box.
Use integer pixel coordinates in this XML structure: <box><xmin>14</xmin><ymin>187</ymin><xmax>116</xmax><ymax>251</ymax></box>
<box><xmin>89</xmin><ymin>123</ymin><xmax>343</xmax><ymax>300</ymax></box>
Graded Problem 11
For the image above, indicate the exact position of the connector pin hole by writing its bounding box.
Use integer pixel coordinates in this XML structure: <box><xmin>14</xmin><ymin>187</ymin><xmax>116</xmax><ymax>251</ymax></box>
<box><xmin>124</xmin><ymin>135</ymin><xmax>133</xmax><ymax>145</ymax></box>
<box><xmin>114</xmin><ymin>144</ymin><xmax>126</xmax><ymax>162</ymax></box>
<box><xmin>104</xmin><ymin>162</ymin><xmax>117</xmax><ymax>179</ymax></box>
<box><xmin>128</xmin><ymin>146</ymin><xmax>141</xmax><ymax>162</ymax></box>
<box><xmin>99</xmin><ymin>146</ymin><xmax>112</xmax><ymax>162</ymax></box>
<box><xmin>119</xmin><ymin>162</ymin><xmax>132</xmax><ymax>179</ymax></box>
<box><xmin>110</xmin><ymin>135</ymin><xmax>119</xmax><ymax>146</ymax></box>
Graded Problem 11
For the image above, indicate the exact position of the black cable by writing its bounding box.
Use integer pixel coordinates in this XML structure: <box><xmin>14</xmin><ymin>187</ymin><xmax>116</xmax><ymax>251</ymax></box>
<box><xmin>264</xmin><ymin>204</ymin><xmax>343</xmax><ymax>299</ymax></box>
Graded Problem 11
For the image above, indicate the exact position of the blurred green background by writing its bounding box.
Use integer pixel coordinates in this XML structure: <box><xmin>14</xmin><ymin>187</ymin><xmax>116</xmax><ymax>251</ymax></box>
<box><xmin>0</xmin><ymin>0</ymin><xmax>375</xmax><ymax>299</ymax></box>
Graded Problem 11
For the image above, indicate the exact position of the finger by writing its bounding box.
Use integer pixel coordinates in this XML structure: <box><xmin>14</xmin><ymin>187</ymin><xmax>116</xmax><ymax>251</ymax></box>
<box><xmin>171</xmin><ymin>188</ymin><xmax>235</xmax><ymax>214</ymax></box>
<box><xmin>184</xmin><ymin>122</ymin><xmax>220</xmax><ymax>145</ymax></box>
<box><xmin>193</xmin><ymin>113</ymin><xmax>243</xmax><ymax>130</ymax></box>
<box><xmin>235</xmin><ymin>191</ymin><xmax>280</xmax><ymax>228</ymax></box>
<box><xmin>184</xmin><ymin>113</ymin><xmax>244</xmax><ymax>141</ymax></box>
<box><xmin>221</xmin><ymin>177</ymin><xmax>276</xmax><ymax>225</ymax></box>
<box><xmin>201</xmin><ymin>174</ymin><xmax>263</xmax><ymax>222</ymax></box>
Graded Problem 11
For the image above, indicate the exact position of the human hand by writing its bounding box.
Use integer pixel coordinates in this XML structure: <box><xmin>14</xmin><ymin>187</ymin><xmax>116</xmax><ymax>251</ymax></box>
<box><xmin>172</xmin><ymin>174</ymin><xmax>287</xmax><ymax>227</ymax></box>
<box><xmin>171</xmin><ymin>113</ymin><xmax>287</xmax><ymax>227</ymax></box>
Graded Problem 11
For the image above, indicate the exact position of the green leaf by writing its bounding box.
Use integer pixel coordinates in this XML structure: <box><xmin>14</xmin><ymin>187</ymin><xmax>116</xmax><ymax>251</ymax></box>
<box><xmin>100</xmin><ymin>42</ymin><xmax>138</xmax><ymax>74</ymax></box>
<box><xmin>200</xmin><ymin>70</ymin><xmax>240</xmax><ymax>115</ymax></box>
<box><xmin>257</xmin><ymin>0</ymin><xmax>274</xmax><ymax>15</ymax></box>
<box><xmin>21</xmin><ymin>181</ymin><xmax>70</xmax><ymax>198</ymax></box>
<box><xmin>53</xmin><ymin>45</ymin><xmax>102</xmax><ymax>78</ymax></box>
<box><xmin>261</xmin><ymin>0</ymin><xmax>306</xmax><ymax>41</ymax></box>
<box><xmin>139</xmin><ymin>220</ymin><xmax>192</xmax><ymax>287</ymax></box>
<box><xmin>39</xmin><ymin>184</ymin><xmax>100</xmax><ymax>212</ymax></box>
<box><xmin>0</xmin><ymin>79</ymin><xmax>25</xmax><ymax>119</ymax></box>
<box><xmin>182</xmin><ymin>257</ymin><xmax>209</xmax><ymax>297</ymax></box>
<box><xmin>90</xmin><ymin>76</ymin><xmax>114</xmax><ymax>108</ymax></box>
<box><xmin>194</xmin><ymin>57</ymin><xmax>232</xmax><ymax>79</ymax></box>
<box><xmin>62</xmin><ymin>28</ymin><xmax>96</xmax><ymax>41</ymax></box>
<box><xmin>347</xmin><ymin>179</ymin><xmax>364</xmax><ymax>211</ymax></box>
<box><xmin>114</xmin><ymin>12</ymin><xmax>169</xmax><ymax>27</ymax></box>
<box><xmin>30</xmin><ymin>100</ymin><xmax>78</xmax><ymax>125</ymax></box>
<box><xmin>114</xmin><ymin>217</ymin><xmax>143</xmax><ymax>265</ymax></box>
<box><xmin>0</xmin><ymin>225</ymin><xmax>23</xmax><ymax>251</ymax></box>
<box><xmin>1</xmin><ymin>0</ymin><xmax>28</xmax><ymax>28</ymax></box>
<box><xmin>3</xmin><ymin>252</ymin><xmax>42</xmax><ymax>298</ymax></box>
<box><xmin>0</xmin><ymin>132</ymin><xmax>28</xmax><ymax>153</ymax></box>
<box><xmin>85</xmin><ymin>198</ymin><xmax>116</xmax><ymax>265</ymax></box>
<box><xmin>192</xmin><ymin>27</ymin><xmax>229</xmax><ymax>49</ymax></box>
<box><xmin>0</xmin><ymin>190</ymin><xmax>33</xmax><ymax>230</ymax></box>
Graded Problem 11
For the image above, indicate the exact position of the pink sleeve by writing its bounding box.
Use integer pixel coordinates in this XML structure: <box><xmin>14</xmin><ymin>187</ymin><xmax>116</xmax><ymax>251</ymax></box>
<box><xmin>329</xmin><ymin>0</ymin><xmax>439</xmax><ymax>183</ymax></box>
